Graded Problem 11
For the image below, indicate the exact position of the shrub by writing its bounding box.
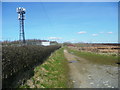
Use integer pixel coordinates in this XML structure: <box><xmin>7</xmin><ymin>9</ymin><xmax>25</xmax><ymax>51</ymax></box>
<box><xmin>2</xmin><ymin>45</ymin><xmax>61</xmax><ymax>88</ymax></box>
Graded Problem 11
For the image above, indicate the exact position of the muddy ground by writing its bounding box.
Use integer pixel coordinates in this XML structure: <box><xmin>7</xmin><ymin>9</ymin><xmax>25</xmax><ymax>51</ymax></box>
<box><xmin>64</xmin><ymin>49</ymin><xmax>118</xmax><ymax>88</ymax></box>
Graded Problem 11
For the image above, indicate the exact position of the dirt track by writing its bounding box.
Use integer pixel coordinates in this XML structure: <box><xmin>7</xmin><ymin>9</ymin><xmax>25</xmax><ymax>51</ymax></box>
<box><xmin>64</xmin><ymin>49</ymin><xmax>118</xmax><ymax>88</ymax></box>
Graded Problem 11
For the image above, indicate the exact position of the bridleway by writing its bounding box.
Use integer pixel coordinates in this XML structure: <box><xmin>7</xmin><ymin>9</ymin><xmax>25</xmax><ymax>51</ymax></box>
<box><xmin>64</xmin><ymin>49</ymin><xmax>118</xmax><ymax>88</ymax></box>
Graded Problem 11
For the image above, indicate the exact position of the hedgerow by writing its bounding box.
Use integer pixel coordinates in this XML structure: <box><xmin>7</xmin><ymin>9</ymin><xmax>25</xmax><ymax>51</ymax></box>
<box><xmin>2</xmin><ymin>45</ymin><xmax>61</xmax><ymax>88</ymax></box>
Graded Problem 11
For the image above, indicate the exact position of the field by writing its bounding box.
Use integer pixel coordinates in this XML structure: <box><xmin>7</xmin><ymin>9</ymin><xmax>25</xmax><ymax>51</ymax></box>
<box><xmin>67</xmin><ymin>47</ymin><xmax>118</xmax><ymax>66</ymax></box>
<box><xmin>67</xmin><ymin>43</ymin><xmax>119</xmax><ymax>56</ymax></box>
<box><xmin>66</xmin><ymin>43</ymin><xmax>119</xmax><ymax>65</ymax></box>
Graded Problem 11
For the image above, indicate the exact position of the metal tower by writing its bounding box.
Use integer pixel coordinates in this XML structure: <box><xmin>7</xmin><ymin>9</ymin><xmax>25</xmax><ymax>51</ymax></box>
<box><xmin>16</xmin><ymin>7</ymin><xmax>26</xmax><ymax>44</ymax></box>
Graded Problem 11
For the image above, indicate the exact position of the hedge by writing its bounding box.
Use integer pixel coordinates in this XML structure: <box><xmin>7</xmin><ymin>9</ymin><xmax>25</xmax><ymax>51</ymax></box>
<box><xmin>2</xmin><ymin>45</ymin><xmax>61</xmax><ymax>88</ymax></box>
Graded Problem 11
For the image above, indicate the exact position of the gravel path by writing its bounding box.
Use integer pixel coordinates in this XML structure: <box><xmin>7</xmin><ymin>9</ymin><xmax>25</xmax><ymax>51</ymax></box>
<box><xmin>64</xmin><ymin>49</ymin><xmax>118</xmax><ymax>88</ymax></box>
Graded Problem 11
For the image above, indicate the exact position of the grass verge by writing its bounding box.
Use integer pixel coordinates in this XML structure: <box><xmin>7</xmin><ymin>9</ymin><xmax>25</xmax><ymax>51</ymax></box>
<box><xmin>66</xmin><ymin>47</ymin><xmax>119</xmax><ymax>66</ymax></box>
<box><xmin>20</xmin><ymin>48</ymin><xmax>71</xmax><ymax>88</ymax></box>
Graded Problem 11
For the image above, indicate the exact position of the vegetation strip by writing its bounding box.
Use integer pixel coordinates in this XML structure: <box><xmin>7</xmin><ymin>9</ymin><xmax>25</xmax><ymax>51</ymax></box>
<box><xmin>66</xmin><ymin>47</ymin><xmax>119</xmax><ymax>66</ymax></box>
<box><xmin>2</xmin><ymin>45</ymin><xmax>61</xmax><ymax>88</ymax></box>
<box><xmin>20</xmin><ymin>48</ymin><xmax>71</xmax><ymax>88</ymax></box>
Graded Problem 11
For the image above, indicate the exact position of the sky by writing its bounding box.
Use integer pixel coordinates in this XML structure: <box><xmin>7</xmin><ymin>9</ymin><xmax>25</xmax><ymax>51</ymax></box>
<box><xmin>2</xmin><ymin>2</ymin><xmax>118</xmax><ymax>43</ymax></box>
<box><xmin>1</xmin><ymin>0</ymin><xmax>120</xmax><ymax>2</ymax></box>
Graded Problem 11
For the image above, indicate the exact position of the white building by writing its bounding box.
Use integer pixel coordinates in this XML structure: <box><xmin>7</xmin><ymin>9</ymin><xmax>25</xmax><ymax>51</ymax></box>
<box><xmin>41</xmin><ymin>42</ymin><xmax>50</xmax><ymax>46</ymax></box>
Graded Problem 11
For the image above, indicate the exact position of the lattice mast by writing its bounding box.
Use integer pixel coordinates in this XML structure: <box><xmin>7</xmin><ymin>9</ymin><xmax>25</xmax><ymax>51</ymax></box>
<box><xmin>16</xmin><ymin>7</ymin><xmax>26</xmax><ymax>44</ymax></box>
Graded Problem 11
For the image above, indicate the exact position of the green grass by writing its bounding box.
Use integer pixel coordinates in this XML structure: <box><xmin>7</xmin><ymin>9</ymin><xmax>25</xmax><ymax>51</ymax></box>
<box><xmin>20</xmin><ymin>48</ymin><xmax>71</xmax><ymax>88</ymax></box>
<box><xmin>66</xmin><ymin>47</ymin><xmax>119</xmax><ymax>66</ymax></box>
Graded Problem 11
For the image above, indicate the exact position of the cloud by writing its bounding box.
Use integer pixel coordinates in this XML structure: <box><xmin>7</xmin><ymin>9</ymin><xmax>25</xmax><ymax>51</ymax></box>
<box><xmin>92</xmin><ymin>34</ymin><xmax>98</xmax><ymax>36</ymax></box>
<box><xmin>48</xmin><ymin>37</ymin><xmax>62</xmax><ymax>40</ymax></box>
<box><xmin>78</xmin><ymin>31</ymin><xmax>87</xmax><ymax>34</ymax></box>
<box><xmin>107</xmin><ymin>32</ymin><xmax>113</xmax><ymax>34</ymax></box>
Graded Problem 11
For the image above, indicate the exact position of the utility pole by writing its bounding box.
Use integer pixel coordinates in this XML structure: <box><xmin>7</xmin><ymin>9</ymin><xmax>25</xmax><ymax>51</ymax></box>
<box><xmin>16</xmin><ymin>7</ymin><xmax>26</xmax><ymax>44</ymax></box>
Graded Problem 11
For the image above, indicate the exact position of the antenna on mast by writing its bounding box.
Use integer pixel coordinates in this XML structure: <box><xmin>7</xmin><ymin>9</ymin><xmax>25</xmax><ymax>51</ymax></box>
<box><xmin>16</xmin><ymin>7</ymin><xmax>26</xmax><ymax>44</ymax></box>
